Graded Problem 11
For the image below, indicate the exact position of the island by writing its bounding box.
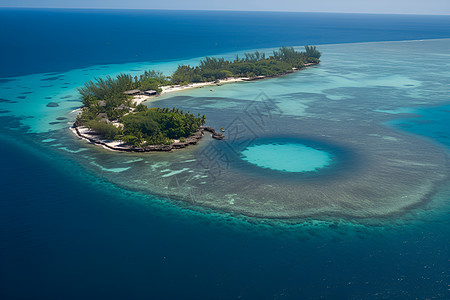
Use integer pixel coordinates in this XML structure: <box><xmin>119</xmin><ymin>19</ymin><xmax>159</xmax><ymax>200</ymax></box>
<box><xmin>72</xmin><ymin>46</ymin><xmax>321</xmax><ymax>151</ymax></box>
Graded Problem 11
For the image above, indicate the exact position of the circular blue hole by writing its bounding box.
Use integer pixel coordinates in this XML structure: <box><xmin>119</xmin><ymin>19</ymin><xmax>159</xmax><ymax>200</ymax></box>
<box><xmin>241</xmin><ymin>143</ymin><xmax>332</xmax><ymax>173</ymax></box>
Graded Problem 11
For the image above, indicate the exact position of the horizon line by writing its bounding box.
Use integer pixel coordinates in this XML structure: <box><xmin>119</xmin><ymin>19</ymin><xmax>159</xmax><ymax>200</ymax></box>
<box><xmin>1</xmin><ymin>7</ymin><xmax>450</xmax><ymax>16</ymax></box>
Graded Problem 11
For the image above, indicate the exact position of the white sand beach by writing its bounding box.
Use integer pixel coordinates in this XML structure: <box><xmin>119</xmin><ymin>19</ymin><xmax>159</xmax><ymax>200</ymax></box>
<box><xmin>133</xmin><ymin>64</ymin><xmax>318</xmax><ymax>105</ymax></box>
<box><xmin>132</xmin><ymin>77</ymin><xmax>247</xmax><ymax>105</ymax></box>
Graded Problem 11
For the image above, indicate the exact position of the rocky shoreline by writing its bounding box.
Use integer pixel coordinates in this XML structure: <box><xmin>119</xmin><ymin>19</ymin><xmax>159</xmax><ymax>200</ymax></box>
<box><xmin>71</xmin><ymin>125</ymin><xmax>224</xmax><ymax>152</ymax></box>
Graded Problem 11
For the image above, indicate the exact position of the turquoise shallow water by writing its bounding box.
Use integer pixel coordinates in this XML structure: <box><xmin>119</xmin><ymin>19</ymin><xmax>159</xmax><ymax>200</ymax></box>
<box><xmin>241</xmin><ymin>143</ymin><xmax>331</xmax><ymax>172</ymax></box>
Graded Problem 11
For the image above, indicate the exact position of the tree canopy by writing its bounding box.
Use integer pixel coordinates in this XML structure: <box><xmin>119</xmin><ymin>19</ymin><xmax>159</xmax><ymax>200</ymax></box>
<box><xmin>170</xmin><ymin>45</ymin><xmax>320</xmax><ymax>84</ymax></box>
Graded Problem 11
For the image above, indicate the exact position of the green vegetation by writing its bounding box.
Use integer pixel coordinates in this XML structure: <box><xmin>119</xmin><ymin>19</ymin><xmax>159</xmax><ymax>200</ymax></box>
<box><xmin>76</xmin><ymin>71</ymin><xmax>171</xmax><ymax>125</ymax></box>
<box><xmin>171</xmin><ymin>46</ymin><xmax>321</xmax><ymax>84</ymax></box>
<box><xmin>121</xmin><ymin>107</ymin><xmax>205</xmax><ymax>146</ymax></box>
<box><xmin>76</xmin><ymin>95</ymin><xmax>205</xmax><ymax>146</ymax></box>
<box><xmin>75</xmin><ymin>72</ymin><xmax>205</xmax><ymax>146</ymax></box>
<box><xmin>85</xmin><ymin>120</ymin><xmax>121</xmax><ymax>140</ymax></box>
<box><xmin>75</xmin><ymin>46</ymin><xmax>320</xmax><ymax>146</ymax></box>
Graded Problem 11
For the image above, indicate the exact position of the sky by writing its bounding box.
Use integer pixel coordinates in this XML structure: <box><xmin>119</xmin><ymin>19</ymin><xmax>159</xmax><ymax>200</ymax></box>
<box><xmin>0</xmin><ymin>0</ymin><xmax>449</xmax><ymax>15</ymax></box>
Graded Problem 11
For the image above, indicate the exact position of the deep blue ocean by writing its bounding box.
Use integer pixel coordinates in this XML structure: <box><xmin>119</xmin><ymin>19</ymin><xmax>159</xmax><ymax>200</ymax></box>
<box><xmin>2</xmin><ymin>9</ymin><xmax>450</xmax><ymax>78</ymax></box>
<box><xmin>1</xmin><ymin>9</ymin><xmax>450</xmax><ymax>300</ymax></box>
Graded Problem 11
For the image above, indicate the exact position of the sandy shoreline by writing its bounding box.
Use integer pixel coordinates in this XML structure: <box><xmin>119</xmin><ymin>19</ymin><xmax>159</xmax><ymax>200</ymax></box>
<box><xmin>130</xmin><ymin>77</ymin><xmax>245</xmax><ymax>106</ymax></box>
<box><xmin>133</xmin><ymin>63</ymin><xmax>319</xmax><ymax>105</ymax></box>
<box><xmin>161</xmin><ymin>77</ymin><xmax>245</xmax><ymax>94</ymax></box>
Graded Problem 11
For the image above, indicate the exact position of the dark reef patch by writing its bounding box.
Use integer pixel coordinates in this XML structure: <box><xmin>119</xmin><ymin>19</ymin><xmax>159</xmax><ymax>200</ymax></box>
<box><xmin>160</xmin><ymin>96</ymin><xmax>194</xmax><ymax>102</ymax></box>
<box><xmin>0</xmin><ymin>78</ymin><xmax>15</xmax><ymax>84</ymax></box>
<box><xmin>41</xmin><ymin>76</ymin><xmax>63</xmax><ymax>81</ymax></box>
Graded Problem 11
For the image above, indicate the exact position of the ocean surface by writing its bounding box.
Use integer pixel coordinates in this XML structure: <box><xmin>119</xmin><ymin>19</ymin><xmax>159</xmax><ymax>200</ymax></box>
<box><xmin>1</xmin><ymin>9</ymin><xmax>450</xmax><ymax>299</ymax></box>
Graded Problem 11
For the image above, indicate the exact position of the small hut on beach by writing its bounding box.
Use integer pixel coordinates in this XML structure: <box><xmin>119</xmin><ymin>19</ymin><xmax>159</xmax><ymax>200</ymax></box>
<box><xmin>144</xmin><ymin>90</ymin><xmax>158</xmax><ymax>96</ymax></box>
<box><xmin>123</xmin><ymin>89</ymin><xmax>142</xmax><ymax>96</ymax></box>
